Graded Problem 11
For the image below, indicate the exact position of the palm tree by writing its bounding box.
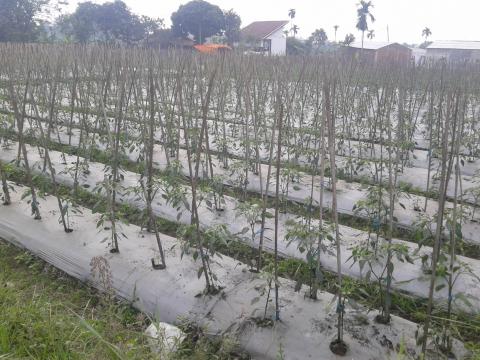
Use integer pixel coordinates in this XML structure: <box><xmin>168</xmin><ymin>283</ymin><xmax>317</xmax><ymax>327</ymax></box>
<box><xmin>291</xmin><ymin>24</ymin><xmax>299</xmax><ymax>38</ymax></box>
<box><xmin>356</xmin><ymin>1</ymin><xmax>375</xmax><ymax>49</ymax></box>
<box><xmin>288</xmin><ymin>9</ymin><xmax>296</xmax><ymax>38</ymax></box>
<box><xmin>367</xmin><ymin>29</ymin><xmax>375</xmax><ymax>40</ymax></box>
<box><xmin>334</xmin><ymin>25</ymin><xmax>339</xmax><ymax>42</ymax></box>
<box><xmin>422</xmin><ymin>27</ymin><xmax>432</xmax><ymax>42</ymax></box>
<box><xmin>288</xmin><ymin>8</ymin><xmax>296</xmax><ymax>20</ymax></box>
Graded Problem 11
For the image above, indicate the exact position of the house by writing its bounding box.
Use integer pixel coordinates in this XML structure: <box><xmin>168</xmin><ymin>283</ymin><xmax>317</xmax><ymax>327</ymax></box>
<box><xmin>342</xmin><ymin>41</ymin><xmax>412</xmax><ymax>63</ymax></box>
<box><xmin>240</xmin><ymin>20</ymin><xmax>289</xmax><ymax>55</ymax></box>
<box><xmin>426</xmin><ymin>41</ymin><xmax>480</xmax><ymax>62</ymax></box>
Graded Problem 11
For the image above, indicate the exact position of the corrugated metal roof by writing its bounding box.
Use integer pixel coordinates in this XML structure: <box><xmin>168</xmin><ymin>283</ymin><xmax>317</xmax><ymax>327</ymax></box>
<box><xmin>427</xmin><ymin>40</ymin><xmax>480</xmax><ymax>50</ymax></box>
<box><xmin>348</xmin><ymin>41</ymin><xmax>406</xmax><ymax>50</ymax></box>
<box><xmin>194</xmin><ymin>44</ymin><xmax>232</xmax><ymax>53</ymax></box>
<box><xmin>241</xmin><ymin>21</ymin><xmax>289</xmax><ymax>40</ymax></box>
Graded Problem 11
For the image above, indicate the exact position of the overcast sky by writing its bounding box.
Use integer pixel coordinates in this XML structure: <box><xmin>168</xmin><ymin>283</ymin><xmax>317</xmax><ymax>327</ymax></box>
<box><xmin>67</xmin><ymin>0</ymin><xmax>480</xmax><ymax>45</ymax></box>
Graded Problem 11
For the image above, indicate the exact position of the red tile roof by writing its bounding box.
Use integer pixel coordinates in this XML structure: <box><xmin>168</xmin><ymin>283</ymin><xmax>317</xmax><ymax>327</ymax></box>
<box><xmin>241</xmin><ymin>21</ymin><xmax>289</xmax><ymax>40</ymax></box>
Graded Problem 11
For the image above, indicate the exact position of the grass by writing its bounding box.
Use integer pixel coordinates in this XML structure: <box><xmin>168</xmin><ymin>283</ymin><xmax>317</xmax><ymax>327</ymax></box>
<box><xmin>0</xmin><ymin>239</ymin><xmax>249</xmax><ymax>359</ymax></box>
<box><xmin>0</xmin><ymin>239</ymin><xmax>154</xmax><ymax>359</ymax></box>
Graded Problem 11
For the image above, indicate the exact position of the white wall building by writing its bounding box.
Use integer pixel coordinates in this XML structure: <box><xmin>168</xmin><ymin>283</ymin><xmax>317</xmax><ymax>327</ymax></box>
<box><xmin>241</xmin><ymin>21</ymin><xmax>288</xmax><ymax>56</ymax></box>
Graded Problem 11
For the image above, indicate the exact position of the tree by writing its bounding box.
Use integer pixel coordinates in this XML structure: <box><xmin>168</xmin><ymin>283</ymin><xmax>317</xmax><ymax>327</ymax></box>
<box><xmin>288</xmin><ymin>8</ymin><xmax>296</xmax><ymax>20</ymax></box>
<box><xmin>84</xmin><ymin>1</ymin><xmax>154</xmax><ymax>44</ymax></box>
<box><xmin>58</xmin><ymin>1</ymin><xmax>162</xmax><ymax>44</ymax></box>
<box><xmin>57</xmin><ymin>2</ymin><xmax>99</xmax><ymax>42</ymax></box>
<box><xmin>140</xmin><ymin>15</ymin><xmax>165</xmax><ymax>44</ymax></box>
<box><xmin>422</xmin><ymin>27</ymin><xmax>432</xmax><ymax>42</ymax></box>
<box><xmin>307</xmin><ymin>28</ymin><xmax>328</xmax><ymax>53</ymax></box>
<box><xmin>419</xmin><ymin>27</ymin><xmax>432</xmax><ymax>48</ymax></box>
<box><xmin>147</xmin><ymin>28</ymin><xmax>174</xmax><ymax>48</ymax></box>
<box><xmin>356</xmin><ymin>0</ymin><xmax>375</xmax><ymax>49</ymax></box>
<box><xmin>291</xmin><ymin>24</ymin><xmax>299</xmax><ymax>38</ymax></box>
<box><xmin>288</xmin><ymin>8</ymin><xmax>297</xmax><ymax>38</ymax></box>
<box><xmin>0</xmin><ymin>0</ymin><xmax>49</xmax><ymax>42</ymax></box>
<box><xmin>286</xmin><ymin>37</ymin><xmax>308</xmax><ymax>55</ymax></box>
<box><xmin>171</xmin><ymin>0</ymin><xmax>225</xmax><ymax>44</ymax></box>
<box><xmin>333</xmin><ymin>24</ymin><xmax>339</xmax><ymax>42</ymax></box>
<box><xmin>367</xmin><ymin>29</ymin><xmax>375</xmax><ymax>40</ymax></box>
<box><xmin>342</xmin><ymin>33</ymin><xmax>355</xmax><ymax>46</ymax></box>
<box><xmin>223</xmin><ymin>9</ymin><xmax>241</xmax><ymax>46</ymax></box>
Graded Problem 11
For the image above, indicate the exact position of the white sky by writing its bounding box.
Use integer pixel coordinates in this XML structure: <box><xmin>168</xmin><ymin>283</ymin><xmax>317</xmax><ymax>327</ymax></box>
<box><xmin>66</xmin><ymin>0</ymin><xmax>480</xmax><ymax>45</ymax></box>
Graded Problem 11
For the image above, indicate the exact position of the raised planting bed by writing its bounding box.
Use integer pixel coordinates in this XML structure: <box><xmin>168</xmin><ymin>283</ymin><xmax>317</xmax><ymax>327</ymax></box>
<box><xmin>0</xmin><ymin>183</ymin><xmax>469</xmax><ymax>359</ymax></box>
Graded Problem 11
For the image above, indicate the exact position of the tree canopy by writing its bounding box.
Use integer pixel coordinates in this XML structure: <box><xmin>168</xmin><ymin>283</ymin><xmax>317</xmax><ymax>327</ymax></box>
<box><xmin>286</xmin><ymin>37</ymin><xmax>309</xmax><ymax>55</ymax></box>
<box><xmin>171</xmin><ymin>0</ymin><xmax>225</xmax><ymax>44</ymax></box>
<box><xmin>343</xmin><ymin>33</ymin><xmax>356</xmax><ymax>46</ymax></box>
<box><xmin>422</xmin><ymin>27</ymin><xmax>432</xmax><ymax>41</ymax></box>
<box><xmin>0</xmin><ymin>0</ymin><xmax>49</xmax><ymax>42</ymax></box>
<box><xmin>356</xmin><ymin>0</ymin><xmax>375</xmax><ymax>33</ymax></box>
<box><xmin>356</xmin><ymin>0</ymin><xmax>375</xmax><ymax>48</ymax></box>
<box><xmin>58</xmin><ymin>1</ymin><xmax>163</xmax><ymax>44</ymax></box>
<box><xmin>224</xmin><ymin>9</ymin><xmax>241</xmax><ymax>46</ymax></box>
<box><xmin>307</xmin><ymin>28</ymin><xmax>328</xmax><ymax>49</ymax></box>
